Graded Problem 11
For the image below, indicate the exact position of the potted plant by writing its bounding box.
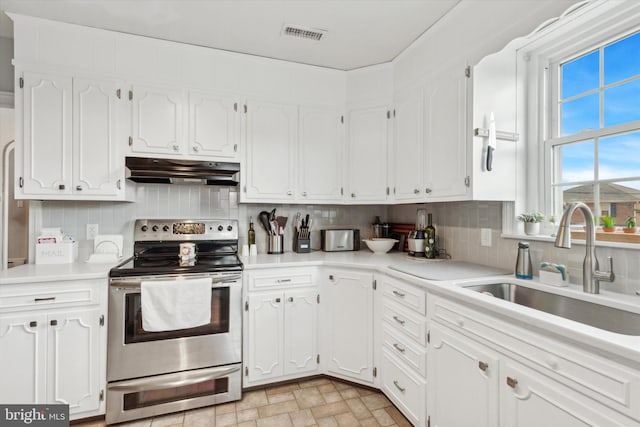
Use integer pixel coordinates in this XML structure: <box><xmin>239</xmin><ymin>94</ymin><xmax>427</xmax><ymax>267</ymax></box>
<box><xmin>601</xmin><ymin>215</ymin><xmax>616</xmax><ymax>232</ymax></box>
<box><xmin>518</xmin><ymin>212</ymin><xmax>544</xmax><ymax>236</ymax></box>
<box><xmin>624</xmin><ymin>216</ymin><xmax>637</xmax><ymax>234</ymax></box>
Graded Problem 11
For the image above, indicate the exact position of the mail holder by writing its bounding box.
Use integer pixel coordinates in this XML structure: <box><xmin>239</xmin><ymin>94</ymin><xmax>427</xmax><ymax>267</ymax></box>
<box><xmin>293</xmin><ymin>234</ymin><xmax>311</xmax><ymax>253</ymax></box>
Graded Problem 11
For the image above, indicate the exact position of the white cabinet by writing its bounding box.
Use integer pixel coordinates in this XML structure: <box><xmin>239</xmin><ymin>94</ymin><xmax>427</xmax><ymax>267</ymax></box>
<box><xmin>393</xmin><ymin>91</ymin><xmax>424</xmax><ymax>201</ymax></box>
<box><xmin>428</xmin><ymin>323</ymin><xmax>499</xmax><ymax>427</ymax></box>
<box><xmin>298</xmin><ymin>106</ymin><xmax>344</xmax><ymax>202</ymax></box>
<box><xmin>188</xmin><ymin>91</ymin><xmax>240</xmax><ymax>160</ymax></box>
<box><xmin>243</xmin><ymin>269</ymin><xmax>318</xmax><ymax>387</ymax></box>
<box><xmin>243</xmin><ymin>100</ymin><xmax>297</xmax><ymax>201</ymax></box>
<box><xmin>321</xmin><ymin>269</ymin><xmax>375</xmax><ymax>385</ymax></box>
<box><xmin>0</xmin><ymin>280</ymin><xmax>107</xmax><ymax>420</ymax></box>
<box><xmin>423</xmin><ymin>64</ymin><xmax>469</xmax><ymax>200</ymax></box>
<box><xmin>16</xmin><ymin>71</ymin><xmax>127</xmax><ymax>200</ymax></box>
<box><xmin>130</xmin><ymin>83</ymin><xmax>186</xmax><ymax>156</ymax></box>
<box><xmin>346</xmin><ymin>105</ymin><xmax>390</xmax><ymax>203</ymax></box>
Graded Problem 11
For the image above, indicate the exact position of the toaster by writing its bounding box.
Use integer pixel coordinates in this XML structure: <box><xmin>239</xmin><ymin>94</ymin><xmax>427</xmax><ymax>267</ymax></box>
<box><xmin>320</xmin><ymin>229</ymin><xmax>361</xmax><ymax>252</ymax></box>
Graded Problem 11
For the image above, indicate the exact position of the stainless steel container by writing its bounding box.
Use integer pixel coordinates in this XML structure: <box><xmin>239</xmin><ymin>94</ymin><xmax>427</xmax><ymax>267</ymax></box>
<box><xmin>321</xmin><ymin>229</ymin><xmax>360</xmax><ymax>252</ymax></box>
<box><xmin>515</xmin><ymin>241</ymin><xmax>533</xmax><ymax>279</ymax></box>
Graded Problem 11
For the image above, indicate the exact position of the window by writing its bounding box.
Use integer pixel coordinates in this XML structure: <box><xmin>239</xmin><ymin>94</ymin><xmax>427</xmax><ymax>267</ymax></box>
<box><xmin>546</xmin><ymin>29</ymin><xmax>640</xmax><ymax>233</ymax></box>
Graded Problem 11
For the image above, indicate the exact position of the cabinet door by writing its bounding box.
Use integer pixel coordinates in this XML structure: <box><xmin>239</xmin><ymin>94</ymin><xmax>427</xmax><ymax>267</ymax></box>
<box><xmin>298</xmin><ymin>106</ymin><xmax>344</xmax><ymax>202</ymax></box>
<box><xmin>243</xmin><ymin>100</ymin><xmax>297</xmax><ymax>201</ymax></box>
<box><xmin>322</xmin><ymin>270</ymin><xmax>374</xmax><ymax>384</ymax></box>
<box><xmin>0</xmin><ymin>314</ymin><xmax>47</xmax><ymax>404</ymax></box>
<box><xmin>428</xmin><ymin>323</ymin><xmax>499</xmax><ymax>427</ymax></box>
<box><xmin>48</xmin><ymin>308</ymin><xmax>102</xmax><ymax>415</ymax></box>
<box><xmin>501</xmin><ymin>359</ymin><xmax>633</xmax><ymax>427</ymax></box>
<box><xmin>424</xmin><ymin>65</ymin><xmax>469</xmax><ymax>199</ymax></box>
<box><xmin>283</xmin><ymin>288</ymin><xmax>318</xmax><ymax>376</ymax></box>
<box><xmin>347</xmin><ymin>105</ymin><xmax>389</xmax><ymax>202</ymax></box>
<box><xmin>73</xmin><ymin>78</ymin><xmax>122</xmax><ymax>196</ymax></box>
<box><xmin>393</xmin><ymin>91</ymin><xmax>424</xmax><ymax>201</ymax></box>
<box><xmin>246</xmin><ymin>291</ymin><xmax>284</xmax><ymax>383</ymax></box>
<box><xmin>130</xmin><ymin>84</ymin><xmax>185</xmax><ymax>155</ymax></box>
<box><xmin>20</xmin><ymin>71</ymin><xmax>73</xmax><ymax>196</ymax></box>
<box><xmin>188</xmin><ymin>91</ymin><xmax>240</xmax><ymax>159</ymax></box>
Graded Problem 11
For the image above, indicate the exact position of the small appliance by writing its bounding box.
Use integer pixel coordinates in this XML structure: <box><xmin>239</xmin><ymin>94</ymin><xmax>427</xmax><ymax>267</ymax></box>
<box><xmin>320</xmin><ymin>229</ymin><xmax>360</xmax><ymax>252</ymax></box>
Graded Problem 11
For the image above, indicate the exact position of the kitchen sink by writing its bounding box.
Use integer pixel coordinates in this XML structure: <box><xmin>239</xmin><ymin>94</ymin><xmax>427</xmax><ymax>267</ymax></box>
<box><xmin>464</xmin><ymin>282</ymin><xmax>640</xmax><ymax>336</ymax></box>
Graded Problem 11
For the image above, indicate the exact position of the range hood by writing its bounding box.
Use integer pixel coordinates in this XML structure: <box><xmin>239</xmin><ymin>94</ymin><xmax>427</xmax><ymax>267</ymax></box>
<box><xmin>125</xmin><ymin>157</ymin><xmax>240</xmax><ymax>186</ymax></box>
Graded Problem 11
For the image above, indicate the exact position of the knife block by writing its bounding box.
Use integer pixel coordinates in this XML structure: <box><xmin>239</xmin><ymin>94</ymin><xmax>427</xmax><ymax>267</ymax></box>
<box><xmin>293</xmin><ymin>234</ymin><xmax>311</xmax><ymax>253</ymax></box>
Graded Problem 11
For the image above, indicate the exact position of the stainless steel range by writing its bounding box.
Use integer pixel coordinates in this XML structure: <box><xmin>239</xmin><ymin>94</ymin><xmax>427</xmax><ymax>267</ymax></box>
<box><xmin>106</xmin><ymin>219</ymin><xmax>242</xmax><ymax>425</ymax></box>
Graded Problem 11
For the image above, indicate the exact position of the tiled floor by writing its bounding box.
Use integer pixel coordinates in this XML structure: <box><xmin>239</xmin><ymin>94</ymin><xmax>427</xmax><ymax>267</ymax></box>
<box><xmin>76</xmin><ymin>377</ymin><xmax>412</xmax><ymax>427</ymax></box>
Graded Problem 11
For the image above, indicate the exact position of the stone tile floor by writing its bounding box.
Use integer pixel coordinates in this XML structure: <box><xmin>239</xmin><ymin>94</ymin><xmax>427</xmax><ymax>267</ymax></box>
<box><xmin>76</xmin><ymin>377</ymin><xmax>413</xmax><ymax>427</ymax></box>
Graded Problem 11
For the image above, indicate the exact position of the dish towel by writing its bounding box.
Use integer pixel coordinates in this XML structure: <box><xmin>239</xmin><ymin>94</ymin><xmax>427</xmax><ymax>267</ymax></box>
<box><xmin>141</xmin><ymin>277</ymin><xmax>212</xmax><ymax>332</ymax></box>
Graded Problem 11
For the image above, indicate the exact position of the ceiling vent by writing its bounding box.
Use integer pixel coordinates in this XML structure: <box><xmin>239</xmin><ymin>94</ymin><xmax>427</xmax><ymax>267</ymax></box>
<box><xmin>281</xmin><ymin>24</ymin><xmax>326</xmax><ymax>41</ymax></box>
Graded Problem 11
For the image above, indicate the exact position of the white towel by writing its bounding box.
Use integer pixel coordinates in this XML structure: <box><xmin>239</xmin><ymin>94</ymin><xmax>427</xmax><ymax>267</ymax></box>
<box><xmin>141</xmin><ymin>277</ymin><xmax>212</xmax><ymax>332</ymax></box>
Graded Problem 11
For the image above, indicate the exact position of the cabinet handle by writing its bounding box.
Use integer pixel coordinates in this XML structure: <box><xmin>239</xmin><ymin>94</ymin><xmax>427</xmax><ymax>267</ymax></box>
<box><xmin>50</xmin><ymin>320</ymin><xmax>58</xmax><ymax>326</ymax></box>
<box><xmin>173</xmin><ymin>144</ymin><xmax>180</xmax><ymax>151</ymax></box>
<box><xmin>275</xmin><ymin>298</ymin><xmax>281</xmax><ymax>303</ymax></box>
<box><xmin>393</xmin><ymin>380</ymin><xmax>405</xmax><ymax>393</ymax></box>
<box><xmin>392</xmin><ymin>290</ymin><xmax>405</xmax><ymax>298</ymax></box>
<box><xmin>34</xmin><ymin>297</ymin><xmax>56</xmax><ymax>302</ymax></box>
<box><xmin>351</xmin><ymin>193</ymin><xmax>356</xmax><ymax>198</ymax></box>
<box><xmin>393</xmin><ymin>343</ymin><xmax>406</xmax><ymax>353</ymax></box>
<box><xmin>414</xmin><ymin>189</ymin><xmax>420</xmax><ymax>194</ymax></box>
<box><xmin>234</xmin><ymin>144</ymin><xmax>238</xmax><ymax>152</ymax></box>
<box><xmin>288</xmin><ymin>297</ymin><xmax>294</xmax><ymax>302</ymax></box>
<box><xmin>58</xmin><ymin>184</ymin><xmax>65</xmax><ymax>190</ymax></box>
<box><xmin>506</xmin><ymin>377</ymin><xmax>518</xmax><ymax>388</ymax></box>
<box><xmin>329</xmin><ymin>275</ymin><xmax>334</xmax><ymax>281</ymax></box>
<box><xmin>19</xmin><ymin>177</ymin><xmax>23</xmax><ymax>188</ymax></box>
<box><xmin>193</xmin><ymin>146</ymin><xmax>200</xmax><ymax>152</ymax></box>
<box><xmin>276</xmin><ymin>279</ymin><xmax>292</xmax><ymax>283</ymax></box>
<box><xmin>117</xmin><ymin>179</ymin><xmax>122</xmax><ymax>190</ymax></box>
<box><xmin>76</xmin><ymin>185</ymin><xmax>83</xmax><ymax>191</ymax></box>
<box><xmin>29</xmin><ymin>321</ymin><xmax>37</xmax><ymax>328</ymax></box>
<box><xmin>287</xmin><ymin>190</ymin><xmax>293</xmax><ymax>196</ymax></box>
<box><xmin>478</xmin><ymin>361</ymin><xmax>488</xmax><ymax>372</ymax></box>
<box><xmin>302</xmin><ymin>191</ymin><xmax>307</xmax><ymax>197</ymax></box>
<box><xmin>425</xmin><ymin>188</ymin><xmax>432</xmax><ymax>194</ymax></box>
<box><xmin>393</xmin><ymin>316</ymin><xmax>406</xmax><ymax>325</ymax></box>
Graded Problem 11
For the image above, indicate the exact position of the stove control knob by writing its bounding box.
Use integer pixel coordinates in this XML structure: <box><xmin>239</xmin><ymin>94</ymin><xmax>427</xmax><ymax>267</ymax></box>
<box><xmin>152</xmin><ymin>225</ymin><xmax>159</xmax><ymax>232</ymax></box>
<box><xmin>141</xmin><ymin>225</ymin><xmax>148</xmax><ymax>232</ymax></box>
<box><xmin>227</xmin><ymin>225</ymin><xmax>233</xmax><ymax>231</ymax></box>
<box><xmin>163</xmin><ymin>225</ymin><xmax>170</xmax><ymax>232</ymax></box>
<box><xmin>218</xmin><ymin>225</ymin><xmax>224</xmax><ymax>231</ymax></box>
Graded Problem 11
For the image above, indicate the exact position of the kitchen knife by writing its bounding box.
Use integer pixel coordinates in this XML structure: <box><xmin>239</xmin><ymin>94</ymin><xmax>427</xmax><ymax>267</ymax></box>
<box><xmin>487</xmin><ymin>112</ymin><xmax>496</xmax><ymax>171</ymax></box>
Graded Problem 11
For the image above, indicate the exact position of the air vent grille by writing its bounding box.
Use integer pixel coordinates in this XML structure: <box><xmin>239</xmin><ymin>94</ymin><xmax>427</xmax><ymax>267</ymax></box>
<box><xmin>282</xmin><ymin>25</ymin><xmax>326</xmax><ymax>41</ymax></box>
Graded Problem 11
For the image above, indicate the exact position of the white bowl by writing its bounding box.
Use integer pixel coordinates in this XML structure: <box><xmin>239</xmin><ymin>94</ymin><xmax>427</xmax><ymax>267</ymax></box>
<box><xmin>362</xmin><ymin>238</ymin><xmax>398</xmax><ymax>254</ymax></box>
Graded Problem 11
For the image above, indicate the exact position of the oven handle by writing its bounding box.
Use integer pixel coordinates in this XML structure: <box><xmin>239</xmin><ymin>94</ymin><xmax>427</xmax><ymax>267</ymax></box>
<box><xmin>109</xmin><ymin>365</ymin><xmax>240</xmax><ymax>392</ymax></box>
<box><xmin>110</xmin><ymin>274</ymin><xmax>241</xmax><ymax>291</ymax></box>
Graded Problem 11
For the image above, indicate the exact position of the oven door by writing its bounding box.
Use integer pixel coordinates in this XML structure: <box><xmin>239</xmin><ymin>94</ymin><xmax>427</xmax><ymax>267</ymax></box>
<box><xmin>107</xmin><ymin>273</ymin><xmax>242</xmax><ymax>382</ymax></box>
<box><xmin>106</xmin><ymin>363</ymin><xmax>241</xmax><ymax>425</ymax></box>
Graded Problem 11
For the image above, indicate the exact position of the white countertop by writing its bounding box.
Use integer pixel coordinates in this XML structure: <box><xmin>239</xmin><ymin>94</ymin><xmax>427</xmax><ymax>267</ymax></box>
<box><xmin>0</xmin><ymin>260</ymin><xmax>118</xmax><ymax>284</ymax></box>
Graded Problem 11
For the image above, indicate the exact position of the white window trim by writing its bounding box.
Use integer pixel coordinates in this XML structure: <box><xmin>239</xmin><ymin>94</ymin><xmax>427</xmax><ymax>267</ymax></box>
<box><xmin>501</xmin><ymin>0</ymin><xmax>640</xmax><ymax>242</ymax></box>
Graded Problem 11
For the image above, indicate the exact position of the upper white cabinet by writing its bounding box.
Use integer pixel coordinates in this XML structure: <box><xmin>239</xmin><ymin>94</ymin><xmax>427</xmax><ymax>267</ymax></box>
<box><xmin>423</xmin><ymin>63</ymin><xmax>470</xmax><ymax>200</ymax></box>
<box><xmin>16</xmin><ymin>71</ymin><xmax>127</xmax><ymax>200</ymax></box>
<box><xmin>243</xmin><ymin>100</ymin><xmax>297</xmax><ymax>201</ymax></box>
<box><xmin>298</xmin><ymin>106</ymin><xmax>344</xmax><ymax>202</ymax></box>
<box><xmin>393</xmin><ymin>91</ymin><xmax>424</xmax><ymax>201</ymax></box>
<box><xmin>321</xmin><ymin>268</ymin><xmax>375</xmax><ymax>385</ymax></box>
<box><xmin>130</xmin><ymin>83</ymin><xmax>186</xmax><ymax>156</ymax></box>
<box><xmin>346</xmin><ymin>105</ymin><xmax>390</xmax><ymax>203</ymax></box>
<box><xmin>188</xmin><ymin>91</ymin><xmax>240</xmax><ymax>159</ymax></box>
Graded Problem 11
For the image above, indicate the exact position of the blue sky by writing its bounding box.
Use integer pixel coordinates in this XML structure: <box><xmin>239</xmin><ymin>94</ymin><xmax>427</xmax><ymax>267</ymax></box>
<box><xmin>559</xmin><ymin>30</ymin><xmax>640</xmax><ymax>188</ymax></box>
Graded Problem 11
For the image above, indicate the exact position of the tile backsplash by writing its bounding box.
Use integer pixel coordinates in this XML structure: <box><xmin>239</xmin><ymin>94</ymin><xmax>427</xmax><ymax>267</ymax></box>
<box><xmin>35</xmin><ymin>188</ymin><xmax>639</xmax><ymax>296</ymax></box>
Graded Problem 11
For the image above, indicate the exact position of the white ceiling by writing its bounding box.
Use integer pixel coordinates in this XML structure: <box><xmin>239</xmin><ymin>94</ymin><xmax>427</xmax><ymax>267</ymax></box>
<box><xmin>0</xmin><ymin>0</ymin><xmax>461</xmax><ymax>70</ymax></box>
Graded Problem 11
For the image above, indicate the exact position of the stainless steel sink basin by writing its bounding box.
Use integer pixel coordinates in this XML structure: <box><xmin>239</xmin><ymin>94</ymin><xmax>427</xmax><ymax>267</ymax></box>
<box><xmin>464</xmin><ymin>283</ymin><xmax>640</xmax><ymax>336</ymax></box>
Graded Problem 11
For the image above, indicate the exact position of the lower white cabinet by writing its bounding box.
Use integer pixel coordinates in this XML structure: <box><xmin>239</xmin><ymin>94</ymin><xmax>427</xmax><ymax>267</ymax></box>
<box><xmin>0</xmin><ymin>280</ymin><xmax>107</xmax><ymax>420</ymax></box>
<box><xmin>244</xmin><ymin>287</ymin><xmax>319</xmax><ymax>387</ymax></box>
<box><xmin>321</xmin><ymin>269</ymin><xmax>375</xmax><ymax>385</ymax></box>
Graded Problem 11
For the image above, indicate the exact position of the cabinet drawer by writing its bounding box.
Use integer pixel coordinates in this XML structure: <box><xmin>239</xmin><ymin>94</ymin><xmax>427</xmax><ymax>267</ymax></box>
<box><xmin>382</xmin><ymin>300</ymin><xmax>426</xmax><ymax>346</ymax></box>
<box><xmin>248</xmin><ymin>269</ymin><xmax>315</xmax><ymax>290</ymax></box>
<box><xmin>429</xmin><ymin>294</ymin><xmax>640</xmax><ymax>420</ymax></box>
<box><xmin>382</xmin><ymin>276</ymin><xmax>426</xmax><ymax>315</ymax></box>
<box><xmin>382</xmin><ymin>324</ymin><xmax>426</xmax><ymax>377</ymax></box>
<box><xmin>0</xmin><ymin>286</ymin><xmax>98</xmax><ymax>312</ymax></box>
<box><xmin>381</xmin><ymin>348</ymin><xmax>426</xmax><ymax>426</ymax></box>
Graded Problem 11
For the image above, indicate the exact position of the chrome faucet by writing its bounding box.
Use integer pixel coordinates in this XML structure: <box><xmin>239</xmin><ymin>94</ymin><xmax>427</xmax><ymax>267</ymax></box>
<box><xmin>554</xmin><ymin>202</ymin><xmax>614</xmax><ymax>294</ymax></box>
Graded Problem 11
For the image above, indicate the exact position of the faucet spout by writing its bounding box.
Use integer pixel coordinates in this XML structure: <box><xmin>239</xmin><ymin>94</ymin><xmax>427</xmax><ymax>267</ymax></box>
<box><xmin>554</xmin><ymin>202</ymin><xmax>614</xmax><ymax>293</ymax></box>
